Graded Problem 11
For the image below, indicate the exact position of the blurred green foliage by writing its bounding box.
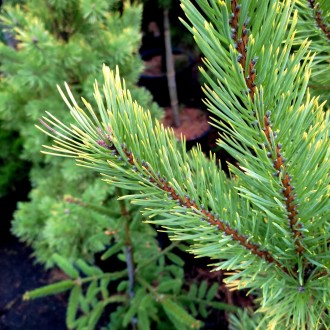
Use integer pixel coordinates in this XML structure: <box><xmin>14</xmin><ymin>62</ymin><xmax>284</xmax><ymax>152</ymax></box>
<box><xmin>0</xmin><ymin>0</ymin><xmax>161</xmax><ymax>264</ymax></box>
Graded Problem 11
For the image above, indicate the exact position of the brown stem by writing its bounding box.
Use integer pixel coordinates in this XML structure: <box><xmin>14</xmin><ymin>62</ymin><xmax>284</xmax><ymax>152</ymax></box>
<box><xmin>63</xmin><ymin>195</ymin><xmax>86</xmax><ymax>207</ymax></box>
<box><xmin>263</xmin><ymin>114</ymin><xmax>304</xmax><ymax>255</ymax></box>
<box><xmin>229</xmin><ymin>0</ymin><xmax>256</xmax><ymax>101</ymax></box>
<box><xmin>96</xmin><ymin>136</ymin><xmax>289</xmax><ymax>273</ymax></box>
<box><xmin>161</xmin><ymin>180</ymin><xmax>284</xmax><ymax>268</ymax></box>
<box><xmin>228</xmin><ymin>2</ymin><xmax>304</xmax><ymax>256</ymax></box>
<box><xmin>308</xmin><ymin>84</ymin><xmax>330</xmax><ymax>90</ymax></box>
<box><xmin>307</xmin><ymin>0</ymin><xmax>330</xmax><ymax>40</ymax></box>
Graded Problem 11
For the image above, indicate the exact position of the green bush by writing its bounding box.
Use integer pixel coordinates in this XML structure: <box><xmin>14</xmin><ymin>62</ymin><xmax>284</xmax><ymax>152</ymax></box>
<box><xmin>0</xmin><ymin>126</ymin><xmax>29</xmax><ymax>197</ymax></box>
<box><xmin>0</xmin><ymin>0</ymin><xmax>161</xmax><ymax>264</ymax></box>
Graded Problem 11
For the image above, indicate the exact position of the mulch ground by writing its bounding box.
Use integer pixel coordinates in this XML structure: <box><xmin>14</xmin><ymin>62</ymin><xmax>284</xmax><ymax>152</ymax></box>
<box><xmin>0</xmin><ymin>181</ymin><xmax>66</xmax><ymax>330</ymax></box>
<box><xmin>0</xmin><ymin>238</ymin><xmax>67</xmax><ymax>330</ymax></box>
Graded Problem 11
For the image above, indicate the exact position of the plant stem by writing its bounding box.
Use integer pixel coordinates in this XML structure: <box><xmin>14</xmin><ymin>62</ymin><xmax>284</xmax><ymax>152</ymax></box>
<box><xmin>307</xmin><ymin>0</ymin><xmax>330</xmax><ymax>40</ymax></box>
<box><xmin>77</xmin><ymin>269</ymin><xmax>128</xmax><ymax>284</ymax></box>
<box><xmin>125</xmin><ymin>243</ymin><xmax>135</xmax><ymax>303</ymax></box>
<box><xmin>163</xmin><ymin>8</ymin><xmax>180</xmax><ymax>127</ymax></box>
<box><xmin>135</xmin><ymin>241</ymin><xmax>181</xmax><ymax>273</ymax></box>
<box><xmin>117</xmin><ymin>188</ymin><xmax>137</xmax><ymax>330</ymax></box>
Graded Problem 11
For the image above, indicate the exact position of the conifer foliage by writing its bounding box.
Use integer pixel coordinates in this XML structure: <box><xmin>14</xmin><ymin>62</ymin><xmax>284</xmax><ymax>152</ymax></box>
<box><xmin>0</xmin><ymin>0</ymin><xmax>160</xmax><ymax>264</ymax></box>
<box><xmin>31</xmin><ymin>0</ymin><xmax>329</xmax><ymax>329</ymax></box>
<box><xmin>294</xmin><ymin>0</ymin><xmax>330</xmax><ymax>104</ymax></box>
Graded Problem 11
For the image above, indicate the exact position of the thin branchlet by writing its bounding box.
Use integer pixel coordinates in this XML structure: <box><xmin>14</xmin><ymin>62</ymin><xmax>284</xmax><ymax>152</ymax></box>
<box><xmin>229</xmin><ymin>0</ymin><xmax>256</xmax><ymax>101</ymax></box>
<box><xmin>38</xmin><ymin>118</ymin><xmax>59</xmax><ymax>135</ymax></box>
<box><xmin>63</xmin><ymin>195</ymin><xmax>86</xmax><ymax>207</ymax></box>
<box><xmin>228</xmin><ymin>2</ymin><xmax>305</xmax><ymax>256</ymax></box>
<box><xmin>263</xmin><ymin>114</ymin><xmax>304</xmax><ymax>255</ymax></box>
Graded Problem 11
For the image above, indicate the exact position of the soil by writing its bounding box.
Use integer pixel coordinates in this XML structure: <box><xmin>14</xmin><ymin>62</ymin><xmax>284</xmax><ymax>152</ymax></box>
<box><xmin>0</xmin><ymin>239</ymin><xmax>67</xmax><ymax>330</ymax></box>
<box><xmin>162</xmin><ymin>107</ymin><xmax>210</xmax><ymax>141</ymax></box>
<box><xmin>0</xmin><ymin>180</ymin><xmax>67</xmax><ymax>330</ymax></box>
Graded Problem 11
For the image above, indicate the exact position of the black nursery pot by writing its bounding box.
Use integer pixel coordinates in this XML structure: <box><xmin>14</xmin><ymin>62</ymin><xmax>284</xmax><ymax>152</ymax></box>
<box><xmin>138</xmin><ymin>48</ymin><xmax>196</xmax><ymax>107</ymax></box>
<box><xmin>186</xmin><ymin>125</ymin><xmax>211</xmax><ymax>151</ymax></box>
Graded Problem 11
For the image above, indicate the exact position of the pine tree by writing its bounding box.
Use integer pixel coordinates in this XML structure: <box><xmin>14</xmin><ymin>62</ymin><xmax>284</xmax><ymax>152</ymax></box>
<box><xmin>37</xmin><ymin>0</ymin><xmax>329</xmax><ymax>329</ymax></box>
<box><xmin>0</xmin><ymin>0</ymin><xmax>161</xmax><ymax>264</ymax></box>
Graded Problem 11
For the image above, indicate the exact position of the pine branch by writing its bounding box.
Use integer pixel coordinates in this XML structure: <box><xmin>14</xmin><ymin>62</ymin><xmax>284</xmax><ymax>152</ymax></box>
<box><xmin>262</xmin><ymin>112</ymin><xmax>304</xmax><ymax>255</ymax></box>
<box><xmin>63</xmin><ymin>194</ymin><xmax>119</xmax><ymax>218</ymax></box>
<box><xmin>228</xmin><ymin>1</ymin><xmax>305</xmax><ymax>256</ymax></box>
<box><xmin>307</xmin><ymin>0</ymin><xmax>330</xmax><ymax>40</ymax></box>
<box><xmin>294</xmin><ymin>0</ymin><xmax>330</xmax><ymax>104</ymax></box>
<box><xmin>229</xmin><ymin>0</ymin><xmax>256</xmax><ymax>101</ymax></box>
<box><xmin>40</xmin><ymin>110</ymin><xmax>288</xmax><ymax>273</ymax></box>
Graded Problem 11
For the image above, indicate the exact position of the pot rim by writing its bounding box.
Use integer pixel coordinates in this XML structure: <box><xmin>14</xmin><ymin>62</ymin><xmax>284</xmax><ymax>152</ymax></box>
<box><xmin>139</xmin><ymin>47</ymin><xmax>195</xmax><ymax>79</ymax></box>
